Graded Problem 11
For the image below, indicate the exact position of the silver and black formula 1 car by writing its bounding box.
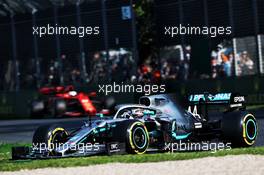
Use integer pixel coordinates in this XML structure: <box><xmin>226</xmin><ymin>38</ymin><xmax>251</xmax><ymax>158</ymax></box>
<box><xmin>12</xmin><ymin>93</ymin><xmax>258</xmax><ymax>159</ymax></box>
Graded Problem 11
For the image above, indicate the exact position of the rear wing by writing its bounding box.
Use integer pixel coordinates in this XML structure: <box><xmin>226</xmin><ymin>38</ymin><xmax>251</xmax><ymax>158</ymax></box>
<box><xmin>187</xmin><ymin>92</ymin><xmax>246</xmax><ymax>109</ymax></box>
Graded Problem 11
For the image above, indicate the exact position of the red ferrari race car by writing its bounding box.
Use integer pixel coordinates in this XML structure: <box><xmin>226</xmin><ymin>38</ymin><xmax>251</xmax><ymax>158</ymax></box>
<box><xmin>29</xmin><ymin>85</ymin><xmax>115</xmax><ymax>118</ymax></box>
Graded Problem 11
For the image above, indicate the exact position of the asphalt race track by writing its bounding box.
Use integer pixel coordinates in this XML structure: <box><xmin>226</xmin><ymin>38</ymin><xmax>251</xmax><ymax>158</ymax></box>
<box><xmin>0</xmin><ymin>110</ymin><xmax>263</xmax><ymax>147</ymax></box>
<box><xmin>0</xmin><ymin>117</ymin><xmax>89</xmax><ymax>143</ymax></box>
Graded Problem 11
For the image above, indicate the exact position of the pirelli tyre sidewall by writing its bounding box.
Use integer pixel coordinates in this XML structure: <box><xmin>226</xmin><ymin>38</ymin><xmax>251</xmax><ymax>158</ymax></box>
<box><xmin>32</xmin><ymin>124</ymin><xmax>68</xmax><ymax>154</ymax></box>
<box><xmin>126</xmin><ymin>121</ymin><xmax>149</xmax><ymax>154</ymax></box>
<box><xmin>222</xmin><ymin>111</ymin><xmax>258</xmax><ymax>147</ymax></box>
<box><xmin>111</xmin><ymin>120</ymin><xmax>149</xmax><ymax>154</ymax></box>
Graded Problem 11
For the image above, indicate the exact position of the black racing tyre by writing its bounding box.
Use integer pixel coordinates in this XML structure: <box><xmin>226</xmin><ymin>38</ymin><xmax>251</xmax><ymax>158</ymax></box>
<box><xmin>111</xmin><ymin>120</ymin><xmax>149</xmax><ymax>154</ymax></box>
<box><xmin>30</xmin><ymin>100</ymin><xmax>45</xmax><ymax>118</ymax></box>
<box><xmin>32</xmin><ymin>124</ymin><xmax>68</xmax><ymax>154</ymax></box>
<box><xmin>221</xmin><ymin>111</ymin><xmax>258</xmax><ymax>147</ymax></box>
<box><xmin>51</xmin><ymin>99</ymin><xmax>67</xmax><ymax>117</ymax></box>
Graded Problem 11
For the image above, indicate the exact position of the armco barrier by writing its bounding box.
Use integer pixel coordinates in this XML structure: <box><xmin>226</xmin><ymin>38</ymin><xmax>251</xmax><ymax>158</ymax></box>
<box><xmin>0</xmin><ymin>91</ymin><xmax>38</xmax><ymax>119</ymax></box>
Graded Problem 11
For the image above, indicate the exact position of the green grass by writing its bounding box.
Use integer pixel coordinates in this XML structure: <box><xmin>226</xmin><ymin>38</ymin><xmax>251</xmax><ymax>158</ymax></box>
<box><xmin>0</xmin><ymin>144</ymin><xmax>264</xmax><ymax>171</ymax></box>
<box><xmin>247</xmin><ymin>104</ymin><xmax>264</xmax><ymax>110</ymax></box>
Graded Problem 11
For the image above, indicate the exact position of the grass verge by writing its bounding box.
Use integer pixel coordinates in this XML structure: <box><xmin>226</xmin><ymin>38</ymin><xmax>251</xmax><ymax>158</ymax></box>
<box><xmin>0</xmin><ymin>143</ymin><xmax>264</xmax><ymax>171</ymax></box>
<box><xmin>247</xmin><ymin>104</ymin><xmax>264</xmax><ymax>110</ymax></box>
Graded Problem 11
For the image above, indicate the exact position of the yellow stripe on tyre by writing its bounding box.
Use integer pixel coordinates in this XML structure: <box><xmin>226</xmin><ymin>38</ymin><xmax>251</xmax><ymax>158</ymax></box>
<box><xmin>242</xmin><ymin>114</ymin><xmax>257</xmax><ymax>146</ymax></box>
<box><xmin>47</xmin><ymin>127</ymin><xmax>68</xmax><ymax>150</ymax></box>
<box><xmin>128</xmin><ymin>122</ymin><xmax>149</xmax><ymax>154</ymax></box>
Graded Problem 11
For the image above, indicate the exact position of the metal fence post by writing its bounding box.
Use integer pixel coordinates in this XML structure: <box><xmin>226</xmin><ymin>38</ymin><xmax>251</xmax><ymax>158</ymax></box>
<box><xmin>76</xmin><ymin>2</ymin><xmax>87</xmax><ymax>83</ymax></box>
<box><xmin>257</xmin><ymin>35</ymin><xmax>263</xmax><ymax>74</ymax></box>
<box><xmin>203</xmin><ymin>0</ymin><xmax>211</xmax><ymax>50</ymax></box>
<box><xmin>101</xmin><ymin>0</ymin><xmax>110</xmax><ymax>81</ymax></box>
<box><xmin>130</xmin><ymin>0</ymin><xmax>139</xmax><ymax>76</ymax></box>
<box><xmin>178</xmin><ymin>0</ymin><xmax>185</xmax><ymax>46</ymax></box>
<box><xmin>53</xmin><ymin>5</ymin><xmax>63</xmax><ymax>85</ymax></box>
<box><xmin>32</xmin><ymin>10</ymin><xmax>41</xmax><ymax>88</ymax></box>
<box><xmin>10</xmin><ymin>15</ymin><xmax>19</xmax><ymax>91</ymax></box>
<box><xmin>252</xmin><ymin>0</ymin><xmax>262</xmax><ymax>75</ymax></box>
<box><xmin>228</xmin><ymin>0</ymin><xmax>237</xmax><ymax>76</ymax></box>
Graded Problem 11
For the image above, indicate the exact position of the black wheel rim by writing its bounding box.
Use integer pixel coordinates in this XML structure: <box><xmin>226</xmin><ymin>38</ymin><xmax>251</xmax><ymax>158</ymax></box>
<box><xmin>52</xmin><ymin>131</ymin><xmax>67</xmax><ymax>145</ymax></box>
<box><xmin>246</xmin><ymin>119</ymin><xmax>257</xmax><ymax>140</ymax></box>
<box><xmin>132</xmin><ymin>127</ymin><xmax>147</xmax><ymax>149</ymax></box>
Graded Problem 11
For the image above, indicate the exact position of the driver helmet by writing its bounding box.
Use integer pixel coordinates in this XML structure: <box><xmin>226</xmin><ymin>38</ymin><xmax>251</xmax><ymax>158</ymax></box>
<box><xmin>132</xmin><ymin>108</ymin><xmax>144</xmax><ymax>118</ymax></box>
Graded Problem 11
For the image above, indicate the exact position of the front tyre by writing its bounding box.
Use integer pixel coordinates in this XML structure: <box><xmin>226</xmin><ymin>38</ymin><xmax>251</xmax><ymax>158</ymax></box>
<box><xmin>222</xmin><ymin>111</ymin><xmax>258</xmax><ymax>147</ymax></box>
<box><xmin>112</xmin><ymin>120</ymin><xmax>149</xmax><ymax>154</ymax></box>
<box><xmin>32</xmin><ymin>124</ymin><xmax>68</xmax><ymax>155</ymax></box>
<box><xmin>127</xmin><ymin>121</ymin><xmax>149</xmax><ymax>154</ymax></box>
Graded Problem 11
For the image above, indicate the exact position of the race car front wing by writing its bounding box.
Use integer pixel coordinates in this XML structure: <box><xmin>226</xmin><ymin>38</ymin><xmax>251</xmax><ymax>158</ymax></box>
<box><xmin>11</xmin><ymin>142</ymin><xmax>126</xmax><ymax>160</ymax></box>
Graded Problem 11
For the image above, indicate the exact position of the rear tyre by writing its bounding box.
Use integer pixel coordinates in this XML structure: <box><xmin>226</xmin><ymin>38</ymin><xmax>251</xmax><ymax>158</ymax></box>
<box><xmin>111</xmin><ymin>120</ymin><xmax>149</xmax><ymax>154</ymax></box>
<box><xmin>221</xmin><ymin>111</ymin><xmax>258</xmax><ymax>147</ymax></box>
<box><xmin>32</xmin><ymin>124</ymin><xmax>68</xmax><ymax>155</ymax></box>
<box><xmin>51</xmin><ymin>99</ymin><xmax>66</xmax><ymax>118</ymax></box>
<box><xmin>30</xmin><ymin>100</ymin><xmax>45</xmax><ymax>118</ymax></box>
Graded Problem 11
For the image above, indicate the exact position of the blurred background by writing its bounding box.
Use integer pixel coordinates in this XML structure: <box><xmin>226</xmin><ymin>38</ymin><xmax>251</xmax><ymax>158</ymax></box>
<box><xmin>0</xmin><ymin>0</ymin><xmax>264</xmax><ymax>118</ymax></box>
